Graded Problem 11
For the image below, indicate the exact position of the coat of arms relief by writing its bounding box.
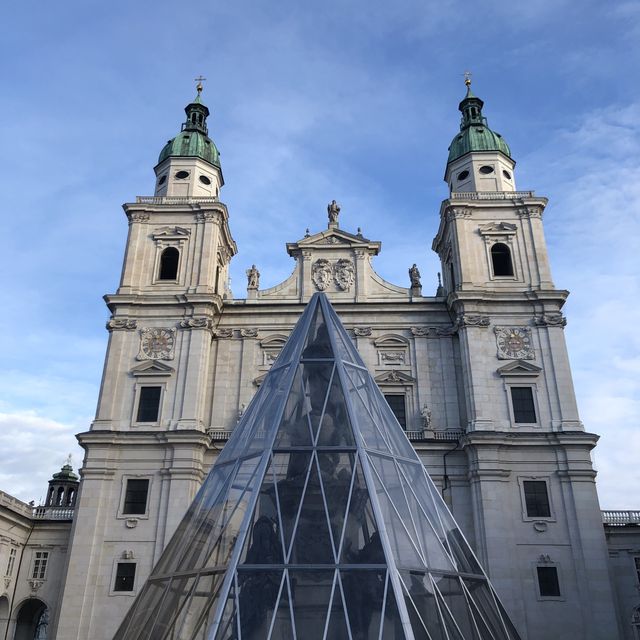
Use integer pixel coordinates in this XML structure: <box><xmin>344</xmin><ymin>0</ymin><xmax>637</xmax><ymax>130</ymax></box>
<box><xmin>311</xmin><ymin>258</ymin><xmax>356</xmax><ymax>292</ymax></box>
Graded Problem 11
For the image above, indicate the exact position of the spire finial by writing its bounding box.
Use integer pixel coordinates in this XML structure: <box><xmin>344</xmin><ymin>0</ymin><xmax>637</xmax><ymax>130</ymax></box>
<box><xmin>66</xmin><ymin>453</ymin><xmax>72</xmax><ymax>467</ymax></box>
<box><xmin>464</xmin><ymin>70</ymin><xmax>472</xmax><ymax>89</ymax></box>
<box><xmin>194</xmin><ymin>75</ymin><xmax>206</xmax><ymax>95</ymax></box>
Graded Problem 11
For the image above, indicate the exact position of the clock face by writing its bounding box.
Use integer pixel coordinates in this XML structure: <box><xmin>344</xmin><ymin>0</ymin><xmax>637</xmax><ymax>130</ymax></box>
<box><xmin>141</xmin><ymin>328</ymin><xmax>175</xmax><ymax>360</ymax></box>
<box><xmin>496</xmin><ymin>327</ymin><xmax>533</xmax><ymax>359</ymax></box>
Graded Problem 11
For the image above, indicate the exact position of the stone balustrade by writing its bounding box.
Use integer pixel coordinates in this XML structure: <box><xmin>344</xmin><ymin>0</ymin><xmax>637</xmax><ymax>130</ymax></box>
<box><xmin>602</xmin><ymin>510</ymin><xmax>640</xmax><ymax>526</ymax></box>
<box><xmin>450</xmin><ymin>191</ymin><xmax>535</xmax><ymax>200</ymax></box>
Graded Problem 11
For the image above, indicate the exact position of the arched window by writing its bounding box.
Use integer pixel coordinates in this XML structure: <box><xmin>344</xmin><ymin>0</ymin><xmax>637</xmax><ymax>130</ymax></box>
<box><xmin>46</xmin><ymin>487</ymin><xmax>54</xmax><ymax>506</ymax></box>
<box><xmin>66</xmin><ymin>488</ymin><xmax>75</xmax><ymax>506</ymax></box>
<box><xmin>56</xmin><ymin>487</ymin><xmax>64</xmax><ymax>506</ymax></box>
<box><xmin>491</xmin><ymin>243</ymin><xmax>514</xmax><ymax>277</ymax></box>
<box><xmin>159</xmin><ymin>247</ymin><xmax>179</xmax><ymax>281</ymax></box>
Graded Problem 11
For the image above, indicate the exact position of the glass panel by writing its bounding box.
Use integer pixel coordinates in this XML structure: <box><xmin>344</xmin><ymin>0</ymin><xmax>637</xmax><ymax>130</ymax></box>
<box><xmin>374</xmin><ymin>392</ymin><xmax>419</xmax><ymax>459</ymax></box>
<box><xmin>213</xmin><ymin>580</ymin><xmax>238</xmax><ymax>640</ymax></box>
<box><xmin>272</xmin><ymin>452</ymin><xmax>312</xmax><ymax>556</ymax></box>
<box><xmin>378</xmin><ymin>574</ymin><xmax>403</xmax><ymax>640</ymax></box>
<box><xmin>433</xmin><ymin>574</ymin><xmax>478</xmax><ymax>639</ymax></box>
<box><xmin>289</xmin><ymin>456</ymin><xmax>334</xmax><ymax>564</ymax></box>
<box><xmin>463</xmin><ymin>578</ymin><xmax>508</xmax><ymax>640</ymax></box>
<box><xmin>318</xmin><ymin>297</ymin><xmax>361</xmax><ymax>365</ymax></box>
<box><xmin>301</xmin><ymin>304</ymin><xmax>333</xmax><ymax>358</ymax></box>
<box><xmin>317</xmin><ymin>368</ymin><xmax>355</xmax><ymax>446</ymax></box>
<box><xmin>269</xmin><ymin>571</ymin><xmax>296</xmax><ymax>640</ymax></box>
<box><xmin>240</xmin><ymin>459</ymin><xmax>284</xmax><ymax>565</ymax></box>
<box><xmin>171</xmin><ymin>573</ymin><xmax>225</xmax><ymax>640</ymax></box>
<box><xmin>341</xmin><ymin>570</ymin><xmax>386</xmax><ymax>640</ymax></box>
<box><xmin>113</xmin><ymin>579</ymin><xmax>169</xmax><ymax>639</ymax></box>
<box><xmin>339</xmin><ymin>458</ymin><xmax>385</xmax><ymax>565</ymax></box>
<box><xmin>399</xmin><ymin>571</ymin><xmax>448</xmax><ymax>640</ymax></box>
<box><xmin>324</xmin><ymin>577</ymin><xmax>351</xmax><ymax>640</ymax></box>
<box><xmin>368</xmin><ymin>455</ymin><xmax>425</xmax><ymax>569</ymax></box>
<box><xmin>237</xmin><ymin>570</ymin><xmax>283</xmax><ymax>639</ymax></box>
<box><xmin>289</xmin><ymin>570</ymin><xmax>334</xmax><ymax>640</ymax></box>
<box><xmin>317</xmin><ymin>452</ymin><xmax>355</xmax><ymax>555</ymax></box>
<box><xmin>301</xmin><ymin>362</ymin><xmax>335</xmax><ymax>441</ymax></box>
<box><xmin>274</xmin><ymin>365</ymin><xmax>313</xmax><ymax>448</ymax></box>
<box><xmin>343</xmin><ymin>366</ymin><xmax>391</xmax><ymax>453</ymax></box>
<box><xmin>146</xmin><ymin>575</ymin><xmax>196</xmax><ymax>639</ymax></box>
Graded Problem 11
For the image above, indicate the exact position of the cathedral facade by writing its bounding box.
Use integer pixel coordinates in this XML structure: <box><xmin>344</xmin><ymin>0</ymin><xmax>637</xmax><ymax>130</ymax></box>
<box><xmin>1</xmin><ymin>83</ymin><xmax>638</xmax><ymax>639</ymax></box>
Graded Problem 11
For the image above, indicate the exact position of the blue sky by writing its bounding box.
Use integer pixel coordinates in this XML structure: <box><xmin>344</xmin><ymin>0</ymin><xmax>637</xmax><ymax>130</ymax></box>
<box><xmin>1</xmin><ymin>0</ymin><xmax>638</xmax><ymax>508</ymax></box>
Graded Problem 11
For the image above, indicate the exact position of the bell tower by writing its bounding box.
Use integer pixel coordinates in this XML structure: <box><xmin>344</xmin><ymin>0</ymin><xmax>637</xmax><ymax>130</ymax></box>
<box><xmin>54</xmin><ymin>85</ymin><xmax>237</xmax><ymax>640</ymax></box>
<box><xmin>431</xmin><ymin>81</ymin><xmax>618</xmax><ymax>638</ymax></box>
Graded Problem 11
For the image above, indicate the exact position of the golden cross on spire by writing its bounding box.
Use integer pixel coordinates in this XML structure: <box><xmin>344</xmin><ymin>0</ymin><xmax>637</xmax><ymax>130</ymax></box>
<box><xmin>194</xmin><ymin>75</ymin><xmax>207</xmax><ymax>94</ymax></box>
<box><xmin>463</xmin><ymin>70</ymin><xmax>472</xmax><ymax>88</ymax></box>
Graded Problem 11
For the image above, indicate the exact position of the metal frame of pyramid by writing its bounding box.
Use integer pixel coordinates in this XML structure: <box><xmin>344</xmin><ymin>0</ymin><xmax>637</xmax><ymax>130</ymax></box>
<box><xmin>114</xmin><ymin>293</ymin><xmax>522</xmax><ymax>640</ymax></box>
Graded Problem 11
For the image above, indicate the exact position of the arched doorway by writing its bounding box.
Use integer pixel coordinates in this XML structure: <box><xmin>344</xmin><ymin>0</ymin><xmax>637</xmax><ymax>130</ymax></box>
<box><xmin>13</xmin><ymin>599</ymin><xmax>48</xmax><ymax>640</ymax></box>
<box><xmin>0</xmin><ymin>596</ymin><xmax>9</xmax><ymax>638</ymax></box>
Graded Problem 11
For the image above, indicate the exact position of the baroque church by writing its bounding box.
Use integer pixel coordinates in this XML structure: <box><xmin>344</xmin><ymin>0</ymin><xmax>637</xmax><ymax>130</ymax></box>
<box><xmin>1</xmin><ymin>81</ymin><xmax>639</xmax><ymax>639</ymax></box>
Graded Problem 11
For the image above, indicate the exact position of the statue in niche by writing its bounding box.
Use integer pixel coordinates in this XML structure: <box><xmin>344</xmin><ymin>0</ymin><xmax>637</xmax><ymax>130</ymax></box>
<box><xmin>246</xmin><ymin>264</ymin><xmax>260</xmax><ymax>289</ymax></box>
<box><xmin>409</xmin><ymin>263</ymin><xmax>421</xmax><ymax>288</ymax></box>
<box><xmin>327</xmin><ymin>199</ymin><xmax>340</xmax><ymax>225</ymax></box>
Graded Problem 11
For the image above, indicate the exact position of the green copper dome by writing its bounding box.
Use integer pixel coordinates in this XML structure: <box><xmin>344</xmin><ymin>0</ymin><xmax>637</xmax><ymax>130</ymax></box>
<box><xmin>158</xmin><ymin>88</ymin><xmax>221</xmax><ymax>168</ymax></box>
<box><xmin>447</xmin><ymin>85</ymin><xmax>511</xmax><ymax>164</ymax></box>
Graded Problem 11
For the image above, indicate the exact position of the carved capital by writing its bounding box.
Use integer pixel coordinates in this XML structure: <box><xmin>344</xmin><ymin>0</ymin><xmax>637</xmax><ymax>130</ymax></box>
<box><xmin>446</xmin><ymin>207</ymin><xmax>471</xmax><ymax>221</ymax></box>
<box><xmin>353</xmin><ymin>326</ymin><xmax>372</xmax><ymax>337</ymax></box>
<box><xmin>240</xmin><ymin>328</ymin><xmax>258</xmax><ymax>339</ymax></box>
<box><xmin>106</xmin><ymin>318</ymin><xmax>137</xmax><ymax>331</ymax></box>
<box><xmin>196</xmin><ymin>211</ymin><xmax>220</xmax><ymax>223</ymax></box>
<box><xmin>516</xmin><ymin>207</ymin><xmax>543</xmax><ymax>219</ymax></box>
<box><xmin>180</xmin><ymin>317</ymin><xmax>214</xmax><ymax>331</ymax></box>
<box><xmin>456</xmin><ymin>313</ymin><xmax>490</xmax><ymax>328</ymax></box>
<box><xmin>301</xmin><ymin>250</ymin><xmax>313</xmax><ymax>260</ymax></box>
<box><xmin>534</xmin><ymin>313</ymin><xmax>567</xmax><ymax>327</ymax></box>
<box><xmin>213</xmin><ymin>328</ymin><xmax>233</xmax><ymax>339</ymax></box>
<box><xmin>127</xmin><ymin>212</ymin><xmax>150</xmax><ymax>224</ymax></box>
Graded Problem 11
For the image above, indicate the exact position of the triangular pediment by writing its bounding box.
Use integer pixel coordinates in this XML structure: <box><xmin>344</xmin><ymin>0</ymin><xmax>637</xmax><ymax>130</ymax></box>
<box><xmin>152</xmin><ymin>226</ymin><xmax>191</xmax><ymax>239</ymax></box>
<box><xmin>287</xmin><ymin>227</ymin><xmax>381</xmax><ymax>256</ymax></box>
<box><xmin>375</xmin><ymin>369</ymin><xmax>415</xmax><ymax>384</ymax></box>
<box><xmin>478</xmin><ymin>221</ymin><xmax>517</xmax><ymax>234</ymax></box>
<box><xmin>115</xmin><ymin>294</ymin><xmax>522</xmax><ymax>640</ymax></box>
<box><xmin>130</xmin><ymin>360</ymin><xmax>175</xmax><ymax>376</ymax></box>
<box><xmin>497</xmin><ymin>360</ymin><xmax>542</xmax><ymax>376</ymax></box>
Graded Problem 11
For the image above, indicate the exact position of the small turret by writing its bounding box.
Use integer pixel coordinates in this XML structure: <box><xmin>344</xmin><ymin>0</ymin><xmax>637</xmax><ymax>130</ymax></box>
<box><xmin>45</xmin><ymin>456</ymin><xmax>79</xmax><ymax>509</ymax></box>
<box><xmin>445</xmin><ymin>77</ymin><xmax>516</xmax><ymax>194</ymax></box>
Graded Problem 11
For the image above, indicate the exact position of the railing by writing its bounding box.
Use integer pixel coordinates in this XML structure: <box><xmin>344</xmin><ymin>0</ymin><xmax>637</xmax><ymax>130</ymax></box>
<box><xmin>450</xmin><ymin>191</ymin><xmax>535</xmax><ymax>200</ymax></box>
<box><xmin>32</xmin><ymin>506</ymin><xmax>75</xmax><ymax>520</ymax></box>
<box><xmin>207</xmin><ymin>429</ymin><xmax>464</xmax><ymax>443</ymax></box>
<box><xmin>602</xmin><ymin>510</ymin><xmax>640</xmax><ymax>526</ymax></box>
<box><xmin>135</xmin><ymin>196</ymin><xmax>219</xmax><ymax>205</ymax></box>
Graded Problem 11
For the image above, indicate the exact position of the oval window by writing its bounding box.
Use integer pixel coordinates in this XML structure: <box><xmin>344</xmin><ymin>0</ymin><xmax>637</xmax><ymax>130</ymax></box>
<box><xmin>457</xmin><ymin>170</ymin><xmax>470</xmax><ymax>181</ymax></box>
<box><xmin>175</xmin><ymin>170</ymin><xmax>189</xmax><ymax>179</ymax></box>
<box><xmin>479</xmin><ymin>165</ymin><xmax>494</xmax><ymax>174</ymax></box>
<box><xmin>199</xmin><ymin>175</ymin><xmax>212</xmax><ymax>185</ymax></box>
<box><xmin>503</xmin><ymin>170</ymin><xmax>512</xmax><ymax>180</ymax></box>
<box><xmin>158</xmin><ymin>175</ymin><xmax>167</xmax><ymax>186</ymax></box>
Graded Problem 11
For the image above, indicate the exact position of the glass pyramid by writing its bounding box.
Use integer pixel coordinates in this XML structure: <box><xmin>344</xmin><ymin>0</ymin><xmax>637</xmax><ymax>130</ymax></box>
<box><xmin>114</xmin><ymin>293</ymin><xmax>522</xmax><ymax>640</ymax></box>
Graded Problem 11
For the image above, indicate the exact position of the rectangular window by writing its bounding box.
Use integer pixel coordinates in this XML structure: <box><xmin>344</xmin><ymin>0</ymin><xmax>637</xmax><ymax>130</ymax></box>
<box><xmin>523</xmin><ymin>480</ymin><xmax>551</xmax><ymax>518</ymax></box>
<box><xmin>537</xmin><ymin>566</ymin><xmax>560</xmax><ymax>597</ymax></box>
<box><xmin>6</xmin><ymin>548</ymin><xmax>16</xmax><ymax>577</ymax></box>
<box><xmin>136</xmin><ymin>386</ymin><xmax>162</xmax><ymax>423</ymax></box>
<box><xmin>511</xmin><ymin>387</ymin><xmax>536</xmax><ymax>423</ymax></box>
<box><xmin>32</xmin><ymin>551</ymin><xmax>49</xmax><ymax>580</ymax></box>
<box><xmin>123</xmin><ymin>479</ymin><xmax>150</xmax><ymax>515</ymax></box>
<box><xmin>114</xmin><ymin>562</ymin><xmax>136</xmax><ymax>592</ymax></box>
<box><xmin>384</xmin><ymin>394</ymin><xmax>407</xmax><ymax>429</ymax></box>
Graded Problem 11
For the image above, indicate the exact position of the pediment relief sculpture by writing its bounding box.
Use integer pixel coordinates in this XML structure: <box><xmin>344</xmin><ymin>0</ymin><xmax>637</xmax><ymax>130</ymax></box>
<box><xmin>152</xmin><ymin>226</ymin><xmax>191</xmax><ymax>239</ymax></box>
<box><xmin>374</xmin><ymin>370</ymin><xmax>415</xmax><ymax>384</ymax></box>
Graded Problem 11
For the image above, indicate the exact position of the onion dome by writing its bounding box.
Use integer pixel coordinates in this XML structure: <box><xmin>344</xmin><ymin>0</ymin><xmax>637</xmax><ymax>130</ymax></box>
<box><xmin>158</xmin><ymin>83</ymin><xmax>221</xmax><ymax>167</ymax></box>
<box><xmin>447</xmin><ymin>81</ymin><xmax>511</xmax><ymax>164</ymax></box>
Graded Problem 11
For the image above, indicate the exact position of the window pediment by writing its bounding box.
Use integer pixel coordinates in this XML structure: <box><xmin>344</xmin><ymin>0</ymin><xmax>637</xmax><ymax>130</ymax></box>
<box><xmin>131</xmin><ymin>361</ymin><xmax>175</xmax><ymax>377</ymax></box>
<box><xmin>375</xmin><ymin>370</ymin><xmax>414</xmax><ymax>384</ymax></box>
<box><xmin>497</xmin><ymin>360</ymin><xmax>542</xmax><ymax>377</ymax></box>
<box><xmin>152</xmin><ymin>226</ymin><xmax>191</xmax><ymax>240</ymax></box>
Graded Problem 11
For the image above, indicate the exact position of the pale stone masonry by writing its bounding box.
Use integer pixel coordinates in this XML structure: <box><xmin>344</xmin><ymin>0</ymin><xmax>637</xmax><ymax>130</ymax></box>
<box><xmin>1</xmin><ymin>83</ymin><xmax>638</xmax><ymax>639</ymax></box>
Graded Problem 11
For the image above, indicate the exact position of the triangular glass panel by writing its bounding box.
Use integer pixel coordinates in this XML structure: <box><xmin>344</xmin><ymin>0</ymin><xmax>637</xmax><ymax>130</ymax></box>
<box><xmin>268</xmin><ymin>571</ymin><xmax>296</xmax><ymax>640</ymax></box>
<box><xmin>288</xmin><ymin>455</ymin><xmax>335</xmax><ymax>564</ymax></box>
<box><xmin>289</xmin><ymin>569</ymin><xmax>335</xmax><ymax>640</ymax></box>
<box><xmin>316</xmin><ymin>367</ymin><xmax>355</xmax><ymax>446</ymax></box>
<box><xmin>114</xmin><ymin>293</ymin><xmax>522</xmax><ymax>640</ymax></box>
<box><xmin>341</xmin><ymin>569</ymin><xmax>386</xmax><ymax>640</ymax></box>
<box><xmin>324</xmin><ymin>575</ymin><xmax>351</xmax><ymax>640</ymax></box>
<box><xmin>237</xmin><ymin>569</ymin><xmax>283</xmax><ymax>639</ymax></box>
